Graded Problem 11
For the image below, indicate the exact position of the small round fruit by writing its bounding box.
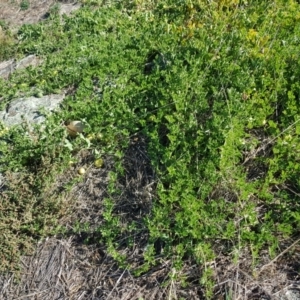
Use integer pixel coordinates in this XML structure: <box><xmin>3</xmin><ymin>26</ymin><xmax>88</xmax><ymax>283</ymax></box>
<box><xmin>87</xmin><ymin>133</ymin><xmax>95</xmax><ymax>141</ymax></box>
<box><xmin>78</xmin><ymin>167</ymin><xmax>86</xmax><ymax>175</ymax></box>
<box><xmin>96</xmin><ymin>133</ymin><xmax>103</xmax><ymax>140</ymax></box>
<box><xmin>94</xmin><ymin>158</ymin><xmax>104</xmax><ymax>168</ymax></box>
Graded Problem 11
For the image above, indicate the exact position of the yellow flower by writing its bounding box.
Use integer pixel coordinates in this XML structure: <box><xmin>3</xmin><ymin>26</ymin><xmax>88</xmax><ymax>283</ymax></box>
<box><xmin>247</xmin><ymin>29</ymin><xmax>258</xmax><ymax>42</ymax></box>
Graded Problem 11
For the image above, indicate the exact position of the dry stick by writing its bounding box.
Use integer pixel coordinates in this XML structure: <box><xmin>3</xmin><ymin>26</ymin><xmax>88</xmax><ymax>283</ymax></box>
<box><xmin>1</xmin><ymin>274</ymin><xmax>13</xmax><ymax>296</ymax></box>
<box><xmin>237</xmin><ymin>267</ymin><xmax>272</xmax><ymax>299</ymax></box>
<box><xmin>280</xmin><ymin>184</ymin><xmax>300</xmax><ymax>197</ymax></box>
<box><xmin>55</xmin><ymin>243</ymin><xmax>66</xmax><ymax>288</ymax></box>
<box><xmin>258</xmin><ymin>238</ymin><xmax>300</xmax><ymax>274</ymax></box>
<box><xmin>15</xmin><ymin>288</ymin><xmax>52</xmax><ymax>300</ymax></box>
<box><xmin>214</xmin><ymin>279</ymin><xmax>247</xmax><ymax>300</ymax></box>
<box><xmin>234</xmin><ymin>230</ymin><xmax>241</xmax><ymax>300</ymax></box>
<box><xmin>106</xmin><ymin>268</ymin><xmax>127</xmax><ymax>300</ymax></box>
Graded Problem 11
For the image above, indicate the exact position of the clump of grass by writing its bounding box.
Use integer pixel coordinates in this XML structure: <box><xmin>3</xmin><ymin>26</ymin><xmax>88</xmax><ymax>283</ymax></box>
<box><xmin>0</xmin><ymin>24</ymin><xmax>15</xmax><ymax>61</ymax></box>
<box><xmin>20</xmin><ymin>0</ymin><xmax>30</xmax><ymax>11</ymax></box>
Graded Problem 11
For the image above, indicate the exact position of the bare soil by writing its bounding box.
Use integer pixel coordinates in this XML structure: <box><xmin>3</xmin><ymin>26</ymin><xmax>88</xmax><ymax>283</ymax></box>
<box><xmin>0</xmin><ymin>0</ymin><xmax>57</xmax><ymax>28</ymax></box>
<box><xmin>0</xmin><ymin>0</ymin><xmax>80</xmax><ymax>30</ymax></box>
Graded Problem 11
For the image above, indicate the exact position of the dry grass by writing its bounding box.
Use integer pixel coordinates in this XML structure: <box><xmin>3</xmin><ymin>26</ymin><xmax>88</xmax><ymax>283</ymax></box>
<box><xmin>0</xmin><ymin>236</ymin><xmax>203</xmax><ymax>299</ymax></box>
<box><xmin>213</xmin><ymin>243</ymin><xmax>300</xmax><ymax>300</ymax></box>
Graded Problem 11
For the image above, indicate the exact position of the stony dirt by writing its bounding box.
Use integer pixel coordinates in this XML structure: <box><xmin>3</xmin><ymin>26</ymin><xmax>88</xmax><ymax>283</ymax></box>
<box><xmin>0</xmin><ymin>0</ymin><xmax>80</xmax><ymax>30</ymax></box>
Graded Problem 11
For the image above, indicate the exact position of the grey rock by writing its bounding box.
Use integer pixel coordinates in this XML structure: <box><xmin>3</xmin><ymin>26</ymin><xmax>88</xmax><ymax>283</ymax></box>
<box><xmin>0</xmin><ymin>55</ymin><xmax>42</xmax><ymax>79</ymax></box>
<box><xmin>285</xmin><ymin>289</ymin><xmax>300</xmax><ymax>300</ymax></box>
<box><xmin>15</xmin><ymin>54</ymin><xmax>42</xmax><ymax>71</ymax></box>
<box><xmin>0</xmin><ymin>59</ymin><xmax>15</xmax><ymax>79</ymax></box>
<box><xmin>0</xmin><ymin>94</ymin><xmax>65</xmax><ymax>128</ymax></box>
<box><xmin>59</xmin><ymin>2</ymin><xmax>82</xmax><ymax>16</ymax></box>
<box><xmin>0</xmin><ymin>93</ymin><xmax>65</xmax><ymax>185</ymax></box>
<box><xmin>275</xmin><ymin>287</ymin><xmax>300</xmax><ymax>300</ymax></box>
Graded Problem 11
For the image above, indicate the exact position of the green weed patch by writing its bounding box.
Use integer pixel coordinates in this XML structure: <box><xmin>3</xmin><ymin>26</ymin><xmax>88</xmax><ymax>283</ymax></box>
<box><xmin>0</xmin><ymin>0</ymin><xmax>300</xmax><ymax>297</ymax></box>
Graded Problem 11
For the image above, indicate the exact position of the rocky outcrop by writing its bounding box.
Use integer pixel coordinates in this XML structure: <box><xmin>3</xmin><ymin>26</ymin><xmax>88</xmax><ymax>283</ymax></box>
<box><xmin>0</xmin><ymin>54</ymin><xmax>65</xmax><ymax>188</ymax></box>
<box><xmin>0</xmin><ymin>54</ymin><xmax>42</xmax><ymax>79</ymax></box>
<box><xmin>0</xmin><ymin>94</ymin><xmax>65</xmax><ymax>127</ymax></box>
